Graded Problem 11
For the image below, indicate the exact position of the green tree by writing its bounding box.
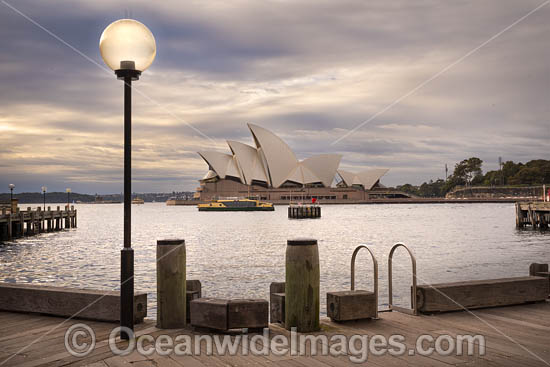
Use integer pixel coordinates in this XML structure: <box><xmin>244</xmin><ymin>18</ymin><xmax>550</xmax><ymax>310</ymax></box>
<box><xmin>396</xmin><ymin>183</ymin><xmax>419</xmax><ymax>196</ymax></box>
<box><xmin>452</xmin><ymin>157</ymin><xmax>483</xmax><ymax>185</ymax></box>
<box><xmin>509</xmin><ymin>166</ymin><xmax>545</xmax><ymax>185</ymax></box>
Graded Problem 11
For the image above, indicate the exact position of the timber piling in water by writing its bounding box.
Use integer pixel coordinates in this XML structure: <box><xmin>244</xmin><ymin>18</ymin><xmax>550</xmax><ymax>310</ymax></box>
<box><xmin>288</xmin><ymin>204</ymin><xmax>321</xmax><ymax>219</ymax></box>
<box><xmin>515</xmin><ymin>202</ymin><xmax>550</xmax><ymax>229</ymax></box>
<box><xmin>0</xmin><ymin>205</ymin><xmax>77</xmax><ymax>241</ymax></box>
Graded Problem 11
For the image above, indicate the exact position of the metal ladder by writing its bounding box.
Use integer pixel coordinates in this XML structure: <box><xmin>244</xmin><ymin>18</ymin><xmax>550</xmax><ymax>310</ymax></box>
<box><xmin>350</xmin><ymin>245</ymin><xmax>379</xmax><ymax>319</ymax></box>
<box><xmin>387</xmin><ymin>242</ymin><xmax>418</xmax><ymax>316</ymax></box>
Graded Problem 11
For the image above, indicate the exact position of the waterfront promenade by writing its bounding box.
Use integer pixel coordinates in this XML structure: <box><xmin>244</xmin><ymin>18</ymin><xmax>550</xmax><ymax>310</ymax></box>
<box><xmin>1</xmin><ymin>300</ymin><xmax>549</xmax><ymax>366</ymax></box>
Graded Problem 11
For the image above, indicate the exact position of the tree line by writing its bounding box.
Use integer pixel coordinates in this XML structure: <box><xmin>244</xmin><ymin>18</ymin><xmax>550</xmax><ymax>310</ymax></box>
<box><xmin>396</xmin><ymin>158</ymin><xmax>550</xmax><ymax>198</ymax></box>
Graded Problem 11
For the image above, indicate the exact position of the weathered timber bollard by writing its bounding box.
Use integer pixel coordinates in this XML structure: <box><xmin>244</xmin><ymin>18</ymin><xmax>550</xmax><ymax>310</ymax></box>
<box><xmin>157</xmin><ymin>239</ymin><xmax>186</xmax><ymax>328</ymax></box>
<box><xmin>285</xmin><ymin>238</ymin><xmax>320</xmax><ymax>332</ymax></box>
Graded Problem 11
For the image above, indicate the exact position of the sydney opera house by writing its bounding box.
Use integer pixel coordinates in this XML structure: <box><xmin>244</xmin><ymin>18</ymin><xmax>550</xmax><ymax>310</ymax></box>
<box><xmin>195</xmin><ymin>124</ymin><xmax>392</xmax><ymax>202</ymax></box>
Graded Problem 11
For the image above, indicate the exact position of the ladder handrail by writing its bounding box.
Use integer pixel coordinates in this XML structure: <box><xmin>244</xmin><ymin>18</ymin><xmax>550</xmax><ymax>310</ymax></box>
<box><xmin>350</xmin><ymin>245</ymin><xmax>378</xmax><ymax>319</ymax></box>
<box><xmin>388</xmin><ymin>242</ymin><xmax>418</xmax><ymax>316</ymax></box>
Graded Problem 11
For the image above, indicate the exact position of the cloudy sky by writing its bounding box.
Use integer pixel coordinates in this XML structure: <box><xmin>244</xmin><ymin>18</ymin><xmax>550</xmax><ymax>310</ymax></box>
<box><xmin>0</xmin><ymin>0</ymin><xmax>548</xmax><ymax>194</ymax></box>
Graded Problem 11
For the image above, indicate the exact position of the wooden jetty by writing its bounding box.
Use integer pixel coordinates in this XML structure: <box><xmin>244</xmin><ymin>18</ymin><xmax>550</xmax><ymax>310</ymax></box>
<box><xmin>0</xmin><ymin>206</ymin><xmax>77</xmax><ymax>241</ymax></box>
<box><xmin>0</xmin><ymin>300</ymin><xmax>549</xmax><ymax>366</ymax></box>
<box><xmin>515</xmin><ymin>202</ymin><xmax>550</xmax><ymax>229</ymax></box>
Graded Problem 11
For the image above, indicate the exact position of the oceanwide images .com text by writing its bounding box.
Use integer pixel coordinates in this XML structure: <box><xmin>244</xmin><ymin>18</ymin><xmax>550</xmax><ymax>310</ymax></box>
<box><xmin>65</xmin><ymin>324</ymin><xmax>486</xmax><ymax>363</ymax></box>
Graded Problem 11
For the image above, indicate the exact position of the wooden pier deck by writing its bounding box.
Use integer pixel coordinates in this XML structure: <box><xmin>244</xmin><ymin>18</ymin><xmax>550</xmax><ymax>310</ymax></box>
<box><xmin>0</xmin><ymin>206</ymin><xmax>77</xmax><ymax>241</ymax></box>
<box><xmin>516</xmin><ymin>202</ymin><xmax>550</xmax><ymax>229</ymax></box>
<box><xmin>1</xmin><ymin>300</ymin><xmax>548</xmax><ymax>366</ymax></box>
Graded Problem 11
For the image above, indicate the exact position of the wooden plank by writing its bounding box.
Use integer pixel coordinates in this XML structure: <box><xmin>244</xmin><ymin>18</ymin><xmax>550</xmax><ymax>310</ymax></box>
<box><xmin>1</xmin><ymin>302</ymin><xmax>550</xmax><ymax>367</ymax></box>
<box><xmin>0</xmin><ymin>283</ymin><xmax>147</xmax><ymax>323</ymax></box>
<box><xmin>416</xmin><ymin>277</ymin><xmax>549</xmax><ymax>313</ymax></box>
<box><xmin>388</xmin><ymin>312</ymin><xmax>548</xmax><ymax>366</ymax></box>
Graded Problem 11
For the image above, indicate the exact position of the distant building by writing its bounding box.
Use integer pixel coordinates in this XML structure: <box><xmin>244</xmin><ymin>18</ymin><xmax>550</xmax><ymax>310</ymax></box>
<box><xmin>195</xmin><ymin>123</ymin><xmax>395</xmax><ymax>202</ymax></box>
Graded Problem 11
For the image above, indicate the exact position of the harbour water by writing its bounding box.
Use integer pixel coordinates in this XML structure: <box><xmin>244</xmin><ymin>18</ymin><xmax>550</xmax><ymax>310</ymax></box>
<box><xmin>0</xmin><ymin>203</ymin><xmax>548</xmax><ymax>318</ymax></box>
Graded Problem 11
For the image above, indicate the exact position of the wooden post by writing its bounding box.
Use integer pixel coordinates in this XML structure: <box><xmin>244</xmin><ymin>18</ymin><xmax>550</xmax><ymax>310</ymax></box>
<box><xmin>19</xmin><ymin>211</ymin><xmax>24</xmax><ymax>237</ymax></box>
<box><xmin>285</xmin><ymin>238</ymin><xmax>320</xmax><ymax>332</ymax></box>
<box><xmin>540</xmin><ymin>212</ymin><xmax>548</xmax><ymax>229</ymax></box>
<box><xmin>515</xmin><ymin>202</ymin><xmax>521</xmax><ymax>228</ymax></box>
<box><xmin>7</xmin><ymin>213</ymin><xmax>12</xmax><ymax>240</ymax></box>
<box><xmin>46</xmin><ymin>207</ymin><xmax>50</xmax><ymax>232</ymax></box>
<box><xmin>10</xmin><ymin>198</ymin><xmax>18</xmax><ymax>214</ymax></box>
<box><xmin>36</xmin><ymin>207</ymin><xmax>41</xmax><ymax>233</ymax></box>
<box><xmin>529</xmin><ymin>206</ymin><xmax>537</xmax><ymax>228</ymax></box>
<box><xmin>157</xmin><ymin>239</ymin><xmax>187</xmax><ymax>328</ymax></box>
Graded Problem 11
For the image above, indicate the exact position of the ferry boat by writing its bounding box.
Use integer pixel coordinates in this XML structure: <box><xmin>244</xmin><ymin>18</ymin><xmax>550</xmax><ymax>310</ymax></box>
<box><xmin>132</xmin><ymin>198</ymin><xmax>145</xmax><ymax>204</ymax></box>
<box><xmin>198</xmin><ymin>198</ymin><xmax>274</xmax><ymax>211</ymax></box>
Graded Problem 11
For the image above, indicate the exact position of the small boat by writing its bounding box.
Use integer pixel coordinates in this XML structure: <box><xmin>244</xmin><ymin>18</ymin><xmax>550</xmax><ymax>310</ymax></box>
<box><xmin>132</xmin><ymin>198</ymin><xmax>145</xmax><ymax>204</ymax></box>
<box><xmin>198</xmin><ymin>198</ymin><xmax>274</xmax><ymax>211</ymax></box>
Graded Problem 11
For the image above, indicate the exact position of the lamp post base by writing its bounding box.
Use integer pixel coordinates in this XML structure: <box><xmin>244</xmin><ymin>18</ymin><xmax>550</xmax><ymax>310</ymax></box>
<box><xmin>120</xmin><ymin>247</ymin><xmax>134</xmax><ymax>340</ymax></box>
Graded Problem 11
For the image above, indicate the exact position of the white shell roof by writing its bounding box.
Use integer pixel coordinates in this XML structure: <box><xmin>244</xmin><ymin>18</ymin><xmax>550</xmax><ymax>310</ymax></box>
<box><xmin>301</xmin><ymin>154</ymin><xmax>342</xmax><ymax>187</ymax></box>
<box><xmin>336</xmin><ymin>170</ymin><xmax>356</xmax><ymax>187</ymax></box>
<box><xmin>337</xmin><ymin>168</ymin><xmax>389</xmax><ymax>190</ymax></box>
<box><xmin>197</xmin><ymin>124</ymin><xmax>388</xmax><ymax>189</ymax></box>
<box><xmin>356</xmin><ymin>168</ymin><xmax>389</xmax><ymax>189</ymax></box>
<box><xmin>202</xmin><ymin>170</ymin><xmax>218</xmax><ymax>180</ymax></box>
<box><xmin>248</xmin><ymin>123</ymin><xmax>298</xmax><ymax>188</ymax></box>
<box><xmin>198</xmin><ymin>151</ymin><xmax>243</xmax><ymax>182</ymax></box>
<box><xmin>227</xmin><ymin>140</ymin><xmax>268</xmax><ymax>184</ymax></box>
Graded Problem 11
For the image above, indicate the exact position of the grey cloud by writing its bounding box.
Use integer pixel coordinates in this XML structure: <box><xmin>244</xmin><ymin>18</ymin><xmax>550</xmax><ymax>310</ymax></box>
<box><xmin>1</xmin><ymin>0</ymin><xmax>548</xmax><ymax>191</ymax></box>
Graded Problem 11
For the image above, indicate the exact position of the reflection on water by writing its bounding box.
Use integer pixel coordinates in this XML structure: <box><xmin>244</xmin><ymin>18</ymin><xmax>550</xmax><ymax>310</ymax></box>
<box><xmin>1</xmin><ymin>203</ymin><xmax>548</xmax><ymax>318</ymax></box>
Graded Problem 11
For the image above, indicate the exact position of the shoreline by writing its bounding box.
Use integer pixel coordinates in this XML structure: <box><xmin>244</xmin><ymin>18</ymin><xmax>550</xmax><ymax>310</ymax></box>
<box><xmin>166</xmin><ymin>197</ymin><xmax>541</xmax><ymax>206</ymax></box>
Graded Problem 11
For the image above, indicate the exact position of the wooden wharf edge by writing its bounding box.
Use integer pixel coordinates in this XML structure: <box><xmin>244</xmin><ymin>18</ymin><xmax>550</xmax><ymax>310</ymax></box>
<box><xmin>0</xmin><ymin>300</ymin><xmax>548</xmax><ymax>366</ymax></box>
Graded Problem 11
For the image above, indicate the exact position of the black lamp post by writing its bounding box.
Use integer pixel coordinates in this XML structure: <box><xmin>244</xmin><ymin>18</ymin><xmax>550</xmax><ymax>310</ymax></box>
<box><xmin>100</xmin><ymin>19</ymin><xmax>156</xmax><ymax>340</ymax></box>
<box><xmin>41</xmin><ymin>186</ymin><xmax>47</xmax><ymax>211</ymax></box>
<box><xmin>66</xmin><ymin>188</ymin><xmax>71</xmax><ymax>209</ymax></box>
<box><xmin>9</xmin><ymin>184</ymin><xmax>14</xmax><ymax>202</ymax></box>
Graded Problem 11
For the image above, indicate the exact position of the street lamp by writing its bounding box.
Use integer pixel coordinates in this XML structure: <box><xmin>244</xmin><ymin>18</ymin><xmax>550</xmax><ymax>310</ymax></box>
<box><xmin>66</xmin><ymin>188</ymin><xmax>71</xmax><ymax>209</ymax></box>
<box><xmin>99</xmin><ymin>19</ymin><xmax>156</xmax><ymax>340</ymax></box>
<box><xmin>8</xmin><ymin>184</ymin><xmax>15</xmax><ymax>201</ymax></box>
<box><xmin>41</xmin><ymin>186</ymin><xmax>47</xmax><ymax>211</ymax></box>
